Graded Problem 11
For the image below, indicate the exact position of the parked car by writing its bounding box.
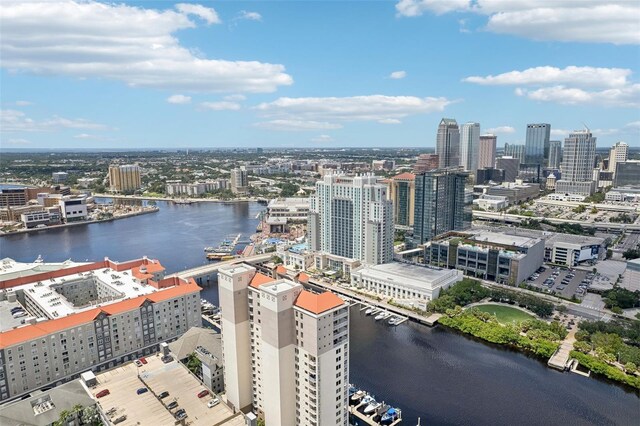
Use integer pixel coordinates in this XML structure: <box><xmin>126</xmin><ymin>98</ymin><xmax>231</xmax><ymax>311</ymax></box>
<box><xmin>134</xmin><ymin>360</ymin><xmax>143</xmax><ymax>367</ymax></box>
<box><xmin>96</xmin><ymin>389</ymin><xmax>110</xmax><ymax>398</ymax></box>
<box><xmin>207</xmin><ymin>398</ymin><xmax>220</xmax><ymax>408</ymax></box>
<box><xmin>161</xmin><ymin>355</ymin><xmax>173</xmax><ymax>364</ymax></box>
<box><xmin>167</xmin><ymin>401</ymin><xmax>179</xmax><ymax>410</ymax></box>
<box><xmin>139</xmin><ymin>357</ymin><xmax>147</xmax><ymax>364</ymax></box>
<box><xmin>197</xmin><ymin>389</ymin><xmax>209</xmax><ymax>398</ymax></box>
<box><xmin>159</xmin><ymin>391</ymin><xmax>170</xmax><ymax>399</ymax></box>
<box><xmin>136</xmin><ymin>387</ymin><xmax>148</xmax><ymax>395</ymax></box>
<box><xmin>113</xmin><ymin>415</ymin><xmax>127</xmax><ymax>424</ymax></box>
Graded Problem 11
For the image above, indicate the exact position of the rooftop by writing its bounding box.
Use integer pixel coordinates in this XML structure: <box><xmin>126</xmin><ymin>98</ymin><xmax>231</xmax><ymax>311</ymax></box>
<box><xmin>294</xmin><ymin>290</ymin><xmax>345</xmax><ymax>315</ymax></box>
<box><xmin>353</xmin><ymin>262</ymin><xmax>462</xmax><ymax>291</ymax></box>
<box><xmin>261</xmin><ymin>279</ymin><xmax>301</xmax><ymax>296</ymax></box>
<box><xmin>267</xmin><ymin>197</ymin><xmax>310</xmax><ymax>208</ymax></box>
<box><xmin>168</xmin><ymin>326</ymin><xmax>223</xmax><ymax>363</ymax></box>
<box><xmin>0</xmin><ymin>257</ymin><xmax>88</xmax><ymax>282</ymax></box>
<box><xmin>249</xmin><ymin>272</ymin><xmax>275</xmax><ymax>289</ymax></box>
<box><xmin>469</xmin><ymin>230</ymin><xmax>541</xmax><ymax>249</ymax></box>
<box><xmin>392</xmin><ymin>172</ymin><xmax>415</xmax><ymax>181</ymax></box>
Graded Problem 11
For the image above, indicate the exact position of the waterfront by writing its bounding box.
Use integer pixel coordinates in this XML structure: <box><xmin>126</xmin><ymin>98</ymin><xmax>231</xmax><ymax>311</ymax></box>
<box><xmin>1</xmin><ymin>201</ymin><xmax>638</xmax><ymax>425</ymax></box>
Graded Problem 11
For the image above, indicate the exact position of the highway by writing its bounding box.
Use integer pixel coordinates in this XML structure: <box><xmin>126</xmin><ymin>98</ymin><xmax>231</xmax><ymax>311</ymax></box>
<box><xmin>473</xmin><ymin>210</ymin><xmax>640</xmax><ymax>231</ymax></box>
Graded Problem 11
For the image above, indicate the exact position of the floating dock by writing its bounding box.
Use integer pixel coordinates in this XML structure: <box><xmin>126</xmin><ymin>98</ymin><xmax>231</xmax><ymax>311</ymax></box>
<box><xmin>349</xmin><ymin>386</ymin><xmax>402</xmax><ymax>426</ymax></box>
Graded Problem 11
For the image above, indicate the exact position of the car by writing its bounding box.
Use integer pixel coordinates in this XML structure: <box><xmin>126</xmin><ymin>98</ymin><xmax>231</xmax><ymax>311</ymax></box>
<box><xmin>161</xmin><ymin>355</ymin><xmax>173</xmax><ymax>364</ymax></box>
<box><xmin>96</xmin><ymin>389</ymin><xmax>110</xmax><ymax>398</ymax></box>
<box><xmin>159</xmin><ymin>391</ymin><xmax>170</xmax><ymax>399</ymax></box>
<box><xmin>134</xmin><ymin>360</ymin><xmax>143</xmax><ymax>367</ymax></box>
<box><xmin>139</xmin><ymin>357</ymin><xmax>147</xmax><ymax>364</ymax></box>
<box><xmin>113</xmin><ymin>415</ymin><xmax>127</xmax><ymax>424</ymax></box>
<box><xmin>207</xmin><ymin>398</ymin><xmax>220</xmax><ymax>408</ymax></box>
<box><xmin>197</xmin><ymin>389</ymin><xmax>209</xmax><ymax>398</ymax></box>
<box><xmin>167</xmin><ymin>401</ymin><xmax>179</xmax><ymax>410</ymax></box>
<box><xmin>136</xmin><ymin>387</ymin><xmax>148</xmax><ymax>395</ymax></box>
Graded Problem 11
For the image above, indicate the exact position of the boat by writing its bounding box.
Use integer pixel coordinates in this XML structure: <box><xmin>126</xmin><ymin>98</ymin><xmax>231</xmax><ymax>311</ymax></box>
<box><xmin>173</xmin><ymin>199</ymin><xmax>195</xmax><ymax>205</ymax></box>
<box><xmin>381</xmin><ymin>408</ymin><xmax>399</xmax><ymax>424</ymax></box>
<box><xmin>388</xmin><ymin>317</ymin><xmax>399</xmax><ymax>326</ymax></box>
<box><xmin>374</xmin><ymin>311</ymin><xmax>388</xmax><ymax>321</ymax></box>
<box><xmin>350</xmin><ymin>390</ymin><xmax>365</xmax><ymax>403</ymax></box>
<box><xmin>365</xmin><ymin>307</ymin><xmax>374</xmax><ymax>315</ymax></box>
<box><xmin>348</xmin><ymin>386</ymin><xmax>357</xmax><ymax>397</ymax></box>
<box><xmin>204</xmin><ymin>247</ymin><xmax>216</xmax><ymax>253</ymax></box>
<box><xmin>364</xmin><ymin>399</ymin><xmax>382</xmax><ymax>415</ymax></box>
<box><xmin>360</xmin><ymin>395</ymin><xmax>374</xmax><ymax>407</ymax></box>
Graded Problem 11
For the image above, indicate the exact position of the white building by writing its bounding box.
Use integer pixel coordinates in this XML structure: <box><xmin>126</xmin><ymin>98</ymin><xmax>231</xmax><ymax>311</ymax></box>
<box><xmin>460</xmin><ymin>122</ymin><xmax>480</xmax><ymax>172</ymax></box>
<box><xmin>230</xmin><ymin>167</ymin><xmax>248</xmax><ymax>194</ymax></box>
<box><xmin>608</xmin><ymin>142</ymin><xmax>629</xmax><ymax>176</ymax></box>
<box><xmin>351</xmin><ymin>262</ymin><xmax>463</xmax><ymax>302</ymax></box>
<box><xmin>473</xmin><ymin>194</ymin><xmax>509</xmax><ymax>211</ymax></box>
<box><xmin>623</xmin><ymin>258</ymin><xmax>640</xmax><ymax>292</ymax></box>
<box><xmin>59</xmin><ymin>196</ymin><xmax>88</xmax><ymax>221</ymax></box>
<box><xmin>308</xmin><ymin>173</ymin><xmax>393</xmax><ymax>265</ymax></box>
<box><xmin>267</xmin><ymin>198</ymin><xmax>310</xmax><ymax>222</ymax></box>
<box><xmin>0</xmin><ymin>257</ymin><xmax>201</xmax><ymax>402</ymax></box>
<box><xmin>543</xmin><ymin>234</ymin><xmax>605</xmax><ymax>266</ymax></box>
<box><xmin>555</xmin><ymin>130</ymin><xmax>597</xmax><ymax>196</ymax></box>
<box><xmin>218</xmin><ymin>265</ymin><xmax>349</xmax><ymax>425</ymax></box>
<box><xmin>166</xmin><ymin>180</ymin><xmax>229</xmax><ymax>196</ymax></box>
<box><xmin>605</xmin><ymin>187</ymin><xmax>640</xmax><ymax>202</ymax></box>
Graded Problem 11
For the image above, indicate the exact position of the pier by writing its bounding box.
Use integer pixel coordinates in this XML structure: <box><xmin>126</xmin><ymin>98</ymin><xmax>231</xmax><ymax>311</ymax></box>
<box><xmin>349</xmin><ymin>386</ymin><xmax>402</xmax><ymax>426</ymax></box>
<box><xmin>548</xmin><ymin>323</ymin><xmax>578</xmax><ymax>370</ymax></box>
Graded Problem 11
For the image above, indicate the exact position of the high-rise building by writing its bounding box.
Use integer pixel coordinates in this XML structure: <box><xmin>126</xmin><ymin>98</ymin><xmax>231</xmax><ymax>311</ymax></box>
<box><xmin>548</xmin><ymin>140</ymin><xmax>562</xmax><ymax>169</ymax></box>
<box><xmin>555</xmin><ymin>130</ymin><xmax>597</xmax><ymax>195</ymax></box>
<box><xmin>495</xmin><ymin>157</ymin><xmax>520</xmax><ymax>182</ymax></box>
<box><xmin>436</xmin><ymin>118</ymin><xmax>460</xmax><ymax>169</ymax></box>
<box><xmin>413</xmin><ymin>169</ymin><xmax>467</xmax><ymax>244</ymax></box>
<box><xmin>414</xmin><ymin>154</ymin><xmax>439</xmax><ymax>173</ymax></box>
<box><xmin>108</xmin><ymin>164</ymin><xmax>141</xmax><ymax>193</ymax></box>
<box><xmin>308</xmin><ymin>174</ymin><xmax>393</xmax><ymax>264</ymax></box>
<box><xmin>525</xmin><ymin>123</ymin><xmax>550</xmax><ymax>165</ymax></box>
<box><xmin>614</xmin><ymin>161</ymin><xmax>640</xmax><ymax>187</ymax></box>
<box><xmin>478</xmin><ymin>134</ymin><xmax>497</xmax><ymax>169</ymax></box>
<box><xmin>387</xmin><ymin>172</ymin><xmax>415</xmax><ymax>228</ymax></box>
<box><xmin>460</xmin><ymin>122</ymin><xmax>480</xmax><ymax>172</ymax></box>
<box><xmin>218</xmin><ymin>265</ymin><xmax>349</xmax><ymax>425</ymax></box>
<box><xmin>608</xmin><ymin>142</ymin><xmax>629</xmax><ymax>176</ymax></box>
<box><xmin>504</xmin><ymin>143</ymin><xmax>526</xmax><ymax>164</ymax></box>
<box><xmin>230</xmin><ymin>167</ymin><xmax>248</xmax><ymax>194</ymax></box>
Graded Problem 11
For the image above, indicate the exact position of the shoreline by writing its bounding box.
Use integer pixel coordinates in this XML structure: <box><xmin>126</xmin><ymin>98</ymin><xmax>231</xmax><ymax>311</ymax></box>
<box><xmin>1</xmin><ymin>207</ymin><xmax>159</xmax><ymax>237</ymax></box>
<box><xmin>93</xmin><ymin>193</ymin><xmax>257</xmax><ymax>204</ymax></box>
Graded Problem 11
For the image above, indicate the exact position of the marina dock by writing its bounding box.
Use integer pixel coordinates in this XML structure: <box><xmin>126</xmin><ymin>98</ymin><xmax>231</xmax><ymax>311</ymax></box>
<box><xmin>548</xmin><ymin>324</ymin><xmax>578</xmax><ymax>370</ymax></box>
<box><xmin>349</xmin><ymin>385</ymin><xmax>402</xmax><ymax>426</ymax></box>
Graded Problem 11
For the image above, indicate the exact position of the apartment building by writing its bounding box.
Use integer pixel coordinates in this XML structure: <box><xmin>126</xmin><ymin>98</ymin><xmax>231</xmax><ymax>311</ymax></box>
<box><xmin>230</xmin><ymin>167</ymin><xmax>249</xmax><ymax>194</ymax></box>
<box><xmin>218</xmin><ymin>264</ymin><xmax>349</xmax><ymax>426</ymax></box>
<box><xmin>0</xmin><ymin>257</ymin><xmax>201</xmax><ymax>402</ymax></box>
<box><xmin>387</xmin><ymin>172</ymin><xmax>415</xmax><ymax>228</ymax></box>
<box><xmin>108</xmin><ymin>165</ymin><xmax>142</xmax><ymax>193</ymax></box>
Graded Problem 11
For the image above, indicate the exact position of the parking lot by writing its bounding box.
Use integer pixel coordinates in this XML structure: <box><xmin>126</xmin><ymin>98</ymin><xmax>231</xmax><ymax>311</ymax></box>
<box><xmin>94</xmin><ymin>354</ymin><xmax>244</xmax><ymax>426</ymax></box>
<box><xmin>526</xmin><ymin>266</ymin><xmax>591</xmax><ymax>299</ymax></box>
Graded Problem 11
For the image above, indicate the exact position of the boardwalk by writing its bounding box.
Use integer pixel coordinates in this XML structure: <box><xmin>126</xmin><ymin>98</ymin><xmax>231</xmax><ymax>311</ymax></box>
<box><xmin>548</xmin><ymin>324</ymin><xmax>578</xmax><ymax>370</ymax></box>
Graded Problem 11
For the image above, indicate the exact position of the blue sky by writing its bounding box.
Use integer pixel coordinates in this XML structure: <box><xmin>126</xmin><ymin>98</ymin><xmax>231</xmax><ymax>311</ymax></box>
<box><xmin>1</xmin><ymin>0</ymin><xmax>639</xmax><ymax>149</ymax></box>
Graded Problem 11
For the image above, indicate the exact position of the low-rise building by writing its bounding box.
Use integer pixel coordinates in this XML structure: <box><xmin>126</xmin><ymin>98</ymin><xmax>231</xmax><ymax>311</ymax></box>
<box><xmin>473</xmin><ymin>194</ymin><xmax>509</xmax><ymax>211</ymax></box>
<box><xmin>543</xmin><ymin>233</ymin><xmax>605</xmax><ymax>266</ymax></box>
<box><xmin>278</xmin><ymin>243</ymin><xmax>314</xmax><ymax>271</ymax></box>
<box><xmin>545</xmin><ymin>193</ymin><xmax>587</xmax><ymax>202</ymax></box>
<box><xmin>605</xmin><ymin>187</ymin><xmax>640</xmax><ymax>202</ymax></box>
<box><xmin>424</xmin><ymin>230</ymin><xmax>545</xmax><ymax>285</ymax></box>
<box><xmin>266</xmin><ymin>197</ymin><xmax>309</xmax><ymax>222</ymax></box>
<box><xmin>483</xmin><ymin>180</ymin><xmax>540</xmax><ymax>204</ymax></box>
<box><xmin>19</xmin><ymin>207</ymin><xmax>61</xmax><ymax>228</ymax></box>
<box><xmin>52</xmin><ymin>172</ymin><xmax>69</xmax><ymax>184</ymax></box>
<box><xmin>623</xmin><ymin>258</ymin><xmax>640</xmax><ymax>292</ymax></box>
<box><xmin>59</xmin><ymin>196</ymin><xmax>88</xmax><ymax>221</ymax></box>
<box><xmin>351</xmin><ymin>262</ymin><xmax>462</xmax><ymax>301</ymax></box>
<box><xmin>372</xmin><ymin>159</ymin><xmax>395</xmax><ymax>171</ymax></box>
<box><xmin>312</xmin><ymin>252</ymin><xmax>361</xmax><ymax>279</ymax></box>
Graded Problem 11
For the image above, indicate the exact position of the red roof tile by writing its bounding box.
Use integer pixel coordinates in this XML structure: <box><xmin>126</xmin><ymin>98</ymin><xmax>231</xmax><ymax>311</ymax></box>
<box><xmin>276</xmin><ymin>265</ymin><xmax>287</xmax><ymax>275</ymax></box>
<box><xmin>297</xmin><ymin>272</ymin><xmax>310</xmax><ymax>283</ymax></box>
<box><xmin>393</xmin><ymin>172</ymin><xmax>415</xmax><ymax>180</ymax></box>
<box><xmin>294</xmin><ymin>290</ymin><xmax>344</xmax><ymax>315</ymax></box>
<box><xmin>249</xmin><ymin>272</ymin><xmax>275</xmax><ymax>289</ymax></box>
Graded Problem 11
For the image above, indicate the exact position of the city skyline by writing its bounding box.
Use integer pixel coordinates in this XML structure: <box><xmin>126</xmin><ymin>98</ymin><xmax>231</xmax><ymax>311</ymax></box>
<box><xmin>1</xmin><ymin>0</ymin><xmax>639</xmax><ymax>149</ymax></box>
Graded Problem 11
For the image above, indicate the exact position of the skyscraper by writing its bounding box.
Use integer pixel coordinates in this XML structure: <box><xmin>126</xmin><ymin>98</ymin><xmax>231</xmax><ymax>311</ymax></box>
<box><xmin>108</xmin><ymin>164</ymin><xmax>141</xmax><ymax>193</ymax></box>
<box><xmin>460</xmin><ymin>122</ymin><xmax>480</xmax><ymax>172</ymax></box>
<box><xmin>308</xmin><ymin>173</ymin><xmax>393</xmax><ymax>264</ymax></box>
<box><xmin>608</xmin><ymin>142</ymin><xmax>629</xmax><ymax>176</ymax></box>
<box><xmin>504</xmin><ymin>143</ymin><xmax>526</xmax><ymax>164</ymax></box>
<box><xmin>478</xmin><ymin>134</ymin><xmax>497</xmax><ymax>169</ymax></box>
<box><xmin>548</xmin><ymin>140</ymin><xmax>562</xmax><ymax>169</ymax></box>
<box><xmin>413</xmin><ymin>169</ymin><xmax>467</xmax><ymax>244</ymax></box>
<box><xmin>387</xmin><ymin>172</ymin><xmax>415</xmax><ymax>228</ymax></box>
<box><xmin>436</xmin><ymin>118</ymin><xmax>460</xmax><ymax>169</ymax></box>
<box><xmin>525</xmin><ymin>123</ymin><xmax>551</xmax><ymax>165</ymax></box>
<box><xmin>230</xmin><ymin>167</ymin><xmax>248</xmax><ymax>193</ymax></box>
<box><xmin>555</xmin><ymin>130</ymin><xmax>597</xmax><ymax>196</ymax></box>
<box><xmin>218</xmin><ymin>265</ymin><xmax>349</xmax><ymax>425</ymax></box>
<box><xmin>496</xmin><ymin>157</ymin><xmax>520</xmax><ymax>182</ymax></box>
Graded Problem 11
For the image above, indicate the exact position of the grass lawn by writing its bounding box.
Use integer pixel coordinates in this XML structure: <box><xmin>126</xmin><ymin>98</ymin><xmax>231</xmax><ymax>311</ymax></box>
<box><xmin>474</xmin><ymin>304</ymin><xmax>534</xmax><ymax>324</ymax></box>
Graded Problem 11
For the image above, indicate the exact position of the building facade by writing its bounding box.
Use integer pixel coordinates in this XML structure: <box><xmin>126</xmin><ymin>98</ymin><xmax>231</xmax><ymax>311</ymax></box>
<box><xmin>495</xmin><ymin>156</ymin><xmax>521</xmax><ymax>182</ymax></box>
<box><xmin>460</xmin><ymin>122</ymin><xmax>480</xmax><ymax>172</ymax></box>
<box><xmin>555</xmin><ymin>130</ymin><xmax>597</xmax><ymax>196</ymax></box>
<box><xmin>614</xmin><ymin>161</ymin><xmax>640</xmax><ymax>187</ymax></box>
<box><xmin>413</xmin><ymin>154</ymin><xmax>439</xmax><ymax>173</ymax></box>
<box><xmin>436</xmin><ymin>118</ymin><xmax>460</xmax><ymax>169</ymax></box>
<box><xmin>525</xmin><ymin>123</ymin><xmax>550</xmax><ymax>165</ymax></box>
<box><xmin>218</xmin><ymin>265</ymin><xmax>349</xmax><ymax>426</ymax></box>
<box><xmin>608</xmin><ymin>142</ymin><xmax>629</xmax><ymax>176</ymax></box>
<box><xmin>230</xmin><ymin>167</ymin><xmax>249</xmax><ymax>194</ymax></box>
<box><xmin>108</xmin><ymin>165</ymin><xmax>141</xmax><ymax>193</ymax></box>
<box><xmin>413</xmin><ymin>169</ymin><xmax>467</xmax><ymax>244</ymax></box>
<box><xmin>308</xmin><ymin>174</ymin><xmax>393</xmax><ymax>264</ymax></box>
<box><xmin>478</xmin><ymin>134</ymin><xmax>497</xmax><ymax>170</ymax></box>
<box><xmin>504</xmin><ymin>143</ymin><xmax>526</xmax><ymax>164</ymax></box>
<box><xmin>387</xmin><ymin>172</ymin><xmax>415</xmax><ymax>228</ymax></box>
<box><xmin>548</xmin><ymin>140</ymin><xmax>562</xmax><ymax>169</ymax></box>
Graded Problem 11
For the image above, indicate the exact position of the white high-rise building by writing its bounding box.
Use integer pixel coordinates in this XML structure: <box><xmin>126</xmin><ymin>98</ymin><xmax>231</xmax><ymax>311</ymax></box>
<box><xmin>608</xmin><ymin>142</ymin><xmax>629</xmax><ymax>176</ymax></box>
<box><xmin>218</xmin><ymin>265</ymin><xmax>349</xmax><ymax>426</ymax></box>
<box><xmin>460</xmin><ymin>122</ymin><xmax>480</xmax><ymax>172</ymax></box>
<box><xmin>556</xmin><ymin>130</ymin><xmax>597</xmax><ymax>196</ymax></box>
<box><xmin>478</xmin><ymin>134</ymin><xmax>497</xmax><ymax>169</ymax></box>
<box><xmin>308</xmin><ymin>173</ymin><xmax>393</xmax><ymax>264</ymax></box>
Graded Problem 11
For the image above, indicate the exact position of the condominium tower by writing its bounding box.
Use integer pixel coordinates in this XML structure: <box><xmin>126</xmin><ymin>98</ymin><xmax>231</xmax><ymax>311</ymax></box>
<box><xmin>218</xmin><ymin>265</ymin><xmax>349</xmax><ymax>425</ymax></box>
<box><xmin>608</xmin><ymin>142</ymin><xmax>629</xmax><ymax>176</ymax></box>
<box><xmin>108</xmin><ymin>165</ymin><xmax>141</xmax><ymax>193</ymax></box>
<box><xmin>460</xmin><ymin>122</ymin><xmax>480</xmax><ymax>172</ymax></box>
<box><xmin>504</xmin><ymin>143</ymin><xmax>526</xmax><ymax>164</ymax></box>
<box><xmin>230</xmin><ymin>167</ymin><xmax>249</xmax><ymax>194</ymax></box>
<box><xmin>525</xmin><ymin>123</ymin><xmax>551</xmax><ymax>165</ymax></box>
<box><xmin>478</xmin><ymin>134</ymin><xmax>497</xmax><ymax>169</ymax></box>
<box><xmin>555</xmin><ymin>130</ymin><xmax>597</xmax><ymax>195</ymax></box>
<box><xmin>387</xmin><ymin>172</ymin><xmax>415</xmax><ymax>228</ymax></box>
<box><xmin>413</xmin><ymin>169</ymin><xmax>468</xmax><ymax>244</ymax></box>
<box><xmin>548</xmin><ymin>140</ymin><xmax>562</xmax><ymax>169</ymax></box>
<box><xmin>436</xmin><ymin>118</ymin><xmax>460</xmax><ymax>169</ymax></box>
<box><xmin>308</xmin><ymin>174</ymin><xmax>393</xmax><ymax>264</ymax></box>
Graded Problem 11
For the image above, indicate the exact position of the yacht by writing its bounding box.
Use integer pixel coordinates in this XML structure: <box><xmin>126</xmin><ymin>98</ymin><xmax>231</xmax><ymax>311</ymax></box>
<box><xmin>365</xmin><ymin>307</ymin><xmax>374</xmax><ymax>315</ymax></box>
<box><xmin>360</xmin><ymin>395</ymin><xmax>374</xmax><ymax>407</ymax></box>
<box><xmin>350</xmin><ymin>390</ymin><xmax>365</xmax><ymax>403</ymax></box>
<box><xmin>388</xmin><ymin>317</ymin><xmax>399</xmax><ymax>326</ymax></box>
<box><xmin>364</xmin><ymin>399</ymin><xmax>382</xmax><ymax>415</ymax></box>
<box><xmin>374</xmin><ymin>311</ymin><xmax>388</xmax><ymax>321</ymax></box>
<box><xmin>381</xmin><ymin>408</ymin><xmax>399</xmax><ymax>424</ymax></box>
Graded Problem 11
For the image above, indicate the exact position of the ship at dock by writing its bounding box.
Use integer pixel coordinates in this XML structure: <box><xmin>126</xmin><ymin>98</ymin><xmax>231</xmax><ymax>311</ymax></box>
<box><xmin>205</xmin><ymin>234</ymin><xmax>242</xmax><ymax>261</ymax></box>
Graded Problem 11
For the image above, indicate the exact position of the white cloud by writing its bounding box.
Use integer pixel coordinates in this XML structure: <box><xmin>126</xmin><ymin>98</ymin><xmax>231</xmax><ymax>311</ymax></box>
<box><xmin>311</xmin><ymin>134</ymin><xmax>334</xmax><ymax>143</ymax></box>
<box><xmin>254</xmin><ymin>95</ymin><xmax>452</xmax><ymax>130</ymax></box>
<box><xmin>167</xmin><ymin>94</ymin><xmax>192</xmax><ymax>104</ymax></box>
<box><xmin>1</xmin><ymin>109</ymin><xmax>107</xmax><ymax>132</ymax></box>
<box><xmin>0</xmin><ymin>1</ymin><xmax>293</xmax><ymax>93</ymax></box>
<box><xmin>237</xmin><ymin>10</ymin><xmax>262</xmax><ymax>21</ymax></box>
<box><xmin>464</xmin><ymin>66</ymin><xmax>631</xmax><ymax>88</ymax></box>
<box><xmin>199</xmin><ymin>101</ymin><xmax>241</xmax><ymax>111</ymax></box>
<box><xmin>15</xmin><ymin>100</ymin><xmax>32</xmax><ymax>106</ymax></box>
<box><xmin>389</xmin><ymin>71</ymin><xmax>407</xmax><ymax>79</ymax></box>
<box><xmin>379</xmin><ymin>118</ymin><xmax>402</xmax><ymax>124</ymax></box>
<box><xmin>174</xmin><ymin>3</ymin><xmax>220</xmax><ymax>24</ymax></box>
<box><xmin>224</xmin><ymin>94</ymin><xmax>247</xmax><ymax>101</ymax></box>
<box><xmin>516</xmin><ymin>84</ymin><xmax>640</xmax><ymax>108</ymax></box>
<box><xmin>395</xmin><ymin>1</ymin><xmax>640</xmax><ymax>45</ymax></box>
<box><xmin>253</xmin><ymin>120</ymin><xmax>343</xmax><ymax>131</ymax></box>
<box><xmin>5</xmin><ymin>138</ymin><xmax>31</xmax><ymax>145</ymax></box>
<box><xmin>625</xmin><ymin>121</ymin><xmax>640</xmax><ymax>130</ymax></box>
<box><xmin>486</xmin><ymin>126</ymin><xmax>515</xmax><ymax>134</ymax></box>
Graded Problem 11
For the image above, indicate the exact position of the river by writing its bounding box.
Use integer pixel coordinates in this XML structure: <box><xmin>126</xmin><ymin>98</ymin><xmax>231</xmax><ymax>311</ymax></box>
<box><xmin>2</xmin><ymin>200</ymin><xmax>637</xmax><ymax>425</ymax></box>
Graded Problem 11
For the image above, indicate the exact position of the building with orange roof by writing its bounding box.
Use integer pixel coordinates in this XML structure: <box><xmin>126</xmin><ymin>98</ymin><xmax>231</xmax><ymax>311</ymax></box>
<box><xmin>0</xmin><ymin>257</ymin><xmax>200</xmax><ymax>403</ymax></box>
<box><xmin>388</xmin><ymin>172</ymin><xmax>416</xmax><ymax>228</ymax></box>
<box><xmin>217</xmin><ymin>264</ymin><xmax>349</xmax><ymax>425</ymax></box>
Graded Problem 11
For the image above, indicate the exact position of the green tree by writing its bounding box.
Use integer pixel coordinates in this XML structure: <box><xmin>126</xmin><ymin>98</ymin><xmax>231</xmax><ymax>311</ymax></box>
<box><xmin>186</xmin><ymin>352</ymin><xmax>202</xmax><ymax>377</ymax></box>
<box><xmin>573</xmin><ymin>341</ymin><xmax>592</xmax><ymax>353</ymax></box>
<box><xmin>624</xmin><ymin>362</ymin><xmax>637</xmax><ymax>374</ymax></box>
